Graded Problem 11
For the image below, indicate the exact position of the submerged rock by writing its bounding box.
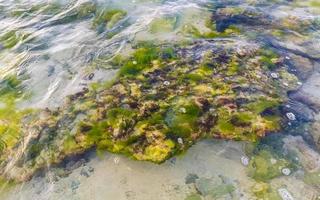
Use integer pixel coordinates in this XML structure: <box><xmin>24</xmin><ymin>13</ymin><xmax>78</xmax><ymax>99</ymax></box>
<box><xmin>0</xmin><ymin>41</ymin><xmax>299</xmax><ymax>182</ymax></box>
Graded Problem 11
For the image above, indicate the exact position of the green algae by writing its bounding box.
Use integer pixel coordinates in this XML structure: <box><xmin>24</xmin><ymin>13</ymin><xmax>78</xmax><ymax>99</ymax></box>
<box><xmin>185</xmin><ymin>193</ymin><xmax>202</xmax><ymax>200</ymax></box>
<box><xmin>0</xmin><ymin>30</ymin><xmax>31</xmax><ymax>49</ymax></box>
<box><xmin>0</xmin><ymin>75</ymin><xmax>33</xmax><ymax>153</ymax></box>
<box><xmin>165</xmin><ymin>98</ymin><xmax>201</xmax><ymax>138</ymax></box>
<box><xmin>0</xmin><ymin>42</ymin><xmax>299</xmax><ymax>181</ymax></box>
<box><xmin>252</xmin><ymin>182</ymin><xmax>281</xmax><ymax>200</ymax></box>
<box><xmin>248</xmin><ymin>150</ymin><xmax>292</xmax><ymax>181</ymax></box>
<box><xmin>10</xmin><ymin>3</ymin><xmax>61</xmax><ymax>17</ymax></box>
<box><xmin>149</xmin><ymin>16</ymin><xmax>178</xmax><ymax>33</ymax></box>
<box><xmin>92</xmin><ymin>9</ymin><xmax>127</xmax><ymax>31</ymax></box>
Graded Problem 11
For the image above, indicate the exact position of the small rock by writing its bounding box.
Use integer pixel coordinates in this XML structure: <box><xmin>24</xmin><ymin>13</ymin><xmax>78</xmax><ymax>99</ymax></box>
<box><xmin>241</xmin><ymin>156</ymin><xmax>250</xmax><ymax>166</ymax></box>
<box><xmin>185</xmin><ymin>173</ymin><xmax>199</xmax><ymax>184</ymax></box>
<box><xmin>286</xmin><ymin>112</ymin><xmax>296</xmax><ymax>121</ymax></box>
<box><xmin>163</xmin><ymin>81</ymin><xmax>170</xmax><ymax>86</ymax></box>
<box><xmin>281</xmin><ymin>168</ymin><xmax>291</xmax><ymax>176</ymax></box>
<box><xmin>71</xmin><ymin>180</ymin><xmax>80</xmax><ymax>191</ymax></box>
<box><xmin>132</xmin><ymin>61</ymin><xmax>137</xmax><ymax>65</ymax></box>
<box><xmin>270</xmin><ymin>158</ymin><xmax>277</xmax><ymax>165</ymax></box>
<box><xmin>278</xmin><ymin>188</ymin><xmax>294</xmax><ymax>200</ymax></box>
<box><xmin>114</xmin><ymin>157</ymin><xmax>120</xmax><ymax>164</ymax></box>
<box><xmin>80</xmin><ymin>168</ymin><xmax>90</xmax><ymax>178</ymax></box>
<box><xmin>88</xmin><ymin>73</ymin><xmax>94</xmax><ymax>80</ymax></box>
<box><xmin>87</xmin><ymin>166</ymin><xmax>94</xmax><ymax>173</ymax></box>
<box><xmin>271</xmin><ymin>72</ymin><xmax>279</xmax><ymax>79</ymax></box>
<box><xmin>179</xmin><ymin>107</ymin><xmax>186</xmax><ymax>113</ymax></box>
<box><xmin>177</xmin><ymin>137</ymin><xmax>184</xmax><ymax>145</ymax></box>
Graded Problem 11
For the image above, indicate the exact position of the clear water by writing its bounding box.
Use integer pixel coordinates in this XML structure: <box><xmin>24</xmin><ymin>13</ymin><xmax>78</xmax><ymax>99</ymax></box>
<box><xmin>0</xmin><ymin>0</ymin><xmax>319</xmax><ymax>199</ymax></box>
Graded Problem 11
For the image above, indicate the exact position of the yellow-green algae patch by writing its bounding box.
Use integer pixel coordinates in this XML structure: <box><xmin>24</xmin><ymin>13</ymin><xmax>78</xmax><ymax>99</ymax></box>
<box><xmin>0</xmin><ymin>30</ymin><xmax>32</xmax><ymax>49</ymax></box>
<box><xmin>0</xmin><ymin>42</ymin><xmax>299</xmax><ymax>181</ymax></box>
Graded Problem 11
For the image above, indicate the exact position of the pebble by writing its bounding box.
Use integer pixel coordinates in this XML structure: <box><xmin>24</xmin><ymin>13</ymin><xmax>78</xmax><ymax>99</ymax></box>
<box><xmin>71</xmin><ymin>180</ymin><xmax>80</xmax><ymax>191</ymax></box>
<box><xmin>285</xmin><ymin>56</ymin><xmax>291</xmax><ymax>60</ymax></box>
<box><xmin>283</xmin><ymin>82</ymin><xmax>289</xmax><ymax>87</ymax></box>
<box><xmin>271</xmin><ymin>72</ymin><xmax>279</xmax><ymax>79</ymax></box>
<box><xmin>80</xmin><ymin>168</ymin><xmax>90</xmax><ymax>177</ymax></box>
<box><xmin>286</xmin><ymin>112</ymin><xmax>296</xmax><ymax>121</ymax></box>
<box><xmin>179</xmin><ymin>107</ymin><xmax>186</xmax><ymax>113</ymax></box>
<box><xmin>270</xmin><ymin>158</ymin><xmax>277</xmax><ymax>165</ymax></box>
<box><xmin>132</xmin><ymin>61</ymin><xmax>137</xmax><ymax>65</ymax></box>
<box><xmin>241</xmin><ymin>156</ymin><xmax>250</xmax><ymax>166</ymax></box>
<box><xmin>177</xmin><ymin>137</ymin><xmax>184</xmax><ymax>145</ymax></box>
<box><xmin>88</xmin><ymin>73</ymin><xmax>94</xmax><ymax>80</ymax></box>
<box><xmin>114</xmin><ymin>157</ymin><xmax>120</xmax><ymax>164</ymax></box>
<box><xmin>278</xmin><ymin>188</ymin><xmax>294</xmax><ymax>200</ymax></box>
<box><xmin>281</xmin><ymin>168</ymin><xmax>291</xmax><ymax>176</ymax></box>
<box><xmin>163</xmin><ymin>81</ymin><xmax>170</xmax><ymax>86</ymax></box>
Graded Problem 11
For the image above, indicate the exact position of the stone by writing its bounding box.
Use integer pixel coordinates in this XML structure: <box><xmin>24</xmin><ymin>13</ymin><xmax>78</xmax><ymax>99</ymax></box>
<box><xmin>271</xmin><ymin>72</ymin><xmax>279</xmax><ymax>79</ymax></box>
<box><xmin>241</xmin><ymin>156</ymin><xmax>250</xmax><ymax>166</ymax></box>
<box><xmin>177</xmin><ymin>137</ymin><xmax>184</xmax><ymax>145</ymax></box>
<box><xmin>281</xmin><ymin>168</ymin><xmax>291</xmax><ymax>176</ymax></box>
<box><xmin>286</xmin><ymin>112</ymin><xmax>296</xmax><ymax>121</ymax></box>
<box><xmin>71</xmin><ymin>180</ymin><xmax>80</xmax><ymax>191</ymax></box>
<box><xmin>278</xmin><ymin>188</ymin><xmax>294</xmax><ymax>200</ymax></box>
<box><xmin>163</xmin><ymin>81</ymin><xmax>170</xmax><ymax>86</ymax></box>
<box><xmin>185</xmin><ymin>173</ymin><xmax>199</xmax><ymax>184</ymax></box>
<box><xmin>114</xmin><ymin>157</ymin><xmax>120</xmax><ymax>164</ymax></box>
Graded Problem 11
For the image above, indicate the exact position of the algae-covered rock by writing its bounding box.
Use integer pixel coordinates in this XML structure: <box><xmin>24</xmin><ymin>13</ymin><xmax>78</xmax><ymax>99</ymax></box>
<box><xmin>252</xmin><ymin>182</ymin><xmax>281</xmax><ymax>200</ymax></box>
<box><xmin>0</xmin><ymin>40</ymin><xmax>298</xmax><ymax>181</ymax></box>
<box><xmin>248</xmin><ymin>150</ymin><xmax>292</xmax><ymax>181</ymax></box>
<box><xmin>195</xmin><ymin>177</ymin><xmax>235</xmax><ymax>199</ymax></box>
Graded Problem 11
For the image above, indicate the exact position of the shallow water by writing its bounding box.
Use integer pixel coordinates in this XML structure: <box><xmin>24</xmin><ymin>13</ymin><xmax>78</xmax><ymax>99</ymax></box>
<box><xmin>0</xmin><ymin>0</ymin><xmax>320</xmax><ymax>199</ymax></box>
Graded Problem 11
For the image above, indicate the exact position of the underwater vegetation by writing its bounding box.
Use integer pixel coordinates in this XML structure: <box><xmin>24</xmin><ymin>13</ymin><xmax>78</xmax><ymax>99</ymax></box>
<box><xmin>0</xmin><ymin>30</ymin><xmax>32</xmax><ymax>50</ymax></box>
<box><xmin>0</xmin><ymin>39</ymin><xmax>300</xmax><ymax>182</ymax></box>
